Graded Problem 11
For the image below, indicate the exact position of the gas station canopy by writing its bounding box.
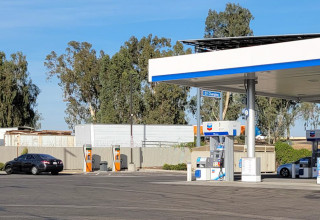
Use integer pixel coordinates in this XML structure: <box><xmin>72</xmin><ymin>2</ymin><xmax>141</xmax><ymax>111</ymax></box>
<box><xmin>149</xmin><ymin>34</ymin><xmax>320</xmax><ymax>102</ymax></box>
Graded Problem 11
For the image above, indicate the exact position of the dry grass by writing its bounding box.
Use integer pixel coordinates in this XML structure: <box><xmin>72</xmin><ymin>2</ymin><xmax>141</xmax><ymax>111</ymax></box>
<box><xmin>291</xmin><ymin>140</ymin><xmax>312</xmax><ymax>150</ymax></box>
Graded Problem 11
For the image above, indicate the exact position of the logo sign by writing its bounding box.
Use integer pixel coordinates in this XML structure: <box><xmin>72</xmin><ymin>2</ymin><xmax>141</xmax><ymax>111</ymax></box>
<box><xmin>202</xmin><ymin>90</ymin><xmax>221</xmax><ymax>98</ymax></box>
<box><xmin>310</xmin><ymin>131</ymin><xmax>316</xmax><ymax>137</ymax></box>
<box><xmin>207</xmin><ymin>123</ymin><xmax>213</xmax><ymax>131</ymax></box>
<box><xmin>217</xmin><ymin>144</ymin><xmax>225</xmax><ymax>151</ymax></box>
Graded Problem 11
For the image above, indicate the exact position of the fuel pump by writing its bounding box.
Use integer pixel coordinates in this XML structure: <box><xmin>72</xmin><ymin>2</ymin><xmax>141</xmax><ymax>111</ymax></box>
<box><xmin>208</xmin><ymin>136</ymin><xmax>225</xmax><ymax>180</ymax></box>
<box><xmin>195</xmin><ymin>121</ymin><xmax>240</xmax><ymax>181</ymax></box>
<box><xmin>83</xmin><ymin>144</ymin><xmax>92</xmax><ymax>172</ymax></box>
<box><xmin>113</xmin><ymin>145</ymin><xmax>121</xmax><ymax>172</ymax></box>
<box><xmin>306</xmin><ymin>130</ymin><xmax>320</xmax><ymax>178</ymax></box>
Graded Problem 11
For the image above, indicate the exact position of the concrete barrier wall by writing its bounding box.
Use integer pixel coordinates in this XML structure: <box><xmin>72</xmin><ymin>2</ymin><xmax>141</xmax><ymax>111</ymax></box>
<box><xmin>141</xmin><ymin>147</ymin><xmax>191</xmax><ymax>167</ymax></box>
<box><xmin>191</xmin><ymin>151</ymin><xmax>276</xmax><ymax>172</ymax></box>
<box><xmin>0</xmin><ymin>146</ymin><xmax>191</xmax><ymax>170</ymax></box>
<box><xmin>0</xmin><ymin>146</ymin><xmax>274</xmax><ymax>172</ymax></box>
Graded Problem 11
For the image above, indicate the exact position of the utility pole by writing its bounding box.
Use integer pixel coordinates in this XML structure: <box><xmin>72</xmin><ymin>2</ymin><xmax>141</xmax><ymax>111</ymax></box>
<box><xmin>130</xmin><ymin>72</ymin><xmax>133</xmax><ymax>163</ymax></box>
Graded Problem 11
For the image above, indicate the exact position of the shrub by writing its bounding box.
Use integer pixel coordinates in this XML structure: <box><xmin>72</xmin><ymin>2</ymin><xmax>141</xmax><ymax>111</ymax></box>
<box><xmin>275</xmin><ymin>141</ymin><xmax>311</xmax><ymax>166</ymax></box>
<box><xmin>162</xmin><ymin>163</ymin><xmax>187</xmax><ymax>170</ymax></box>
<box><xmin>235</xmin><ymin>134</ymin><xmax>245</xmax><ymax>144</ymax></box>
<box><xmin>21</xmin><ymin>147</ymin><xmax>28</xmax><ymax>155</ymax></box>
<box><xmin>175</xmin><ymin>163</ymin><xmax>187</xmax><ymax>170</ymax></box>
<box><xmin>163</xmin><ymin>163</ymin><xmax>172</xmax><ymax>170</ymax></box>
<box><xmin>174</xmin><ymin>142</ymin><xmax>195</xmax><ymax>149</ymax></box>
<box><xmin>0</xmin><ymin>162</ymin><xmax>4</xmax><ymax>171</ymax></box>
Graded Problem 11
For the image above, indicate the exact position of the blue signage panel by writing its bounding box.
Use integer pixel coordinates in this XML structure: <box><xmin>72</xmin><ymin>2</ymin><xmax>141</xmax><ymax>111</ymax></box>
<box><xmin>202</xmin><ymin>90</ymin><xmax>221</xmax><ymax>98</ymax></box>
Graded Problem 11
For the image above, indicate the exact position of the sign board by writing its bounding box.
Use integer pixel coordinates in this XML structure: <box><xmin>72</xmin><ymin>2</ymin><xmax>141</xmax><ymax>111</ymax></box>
<box><xmin>202</xmin><ymin>90</ymin><xmax>221</xmax><ymax>98</ymax></box>
<box><xmin>306</xmin><ymin>130</ymin><xmax>320</xmax><ymax>141</ymax></box>
<box><xmin>202</xmin><ymin>121</ymin><xmax>241</xmax><ymax>136</ymax></box>
<box><xmin>242</xmin><ymin>158</ymin><xmax>256</xmax><ymax>176</ymax></box>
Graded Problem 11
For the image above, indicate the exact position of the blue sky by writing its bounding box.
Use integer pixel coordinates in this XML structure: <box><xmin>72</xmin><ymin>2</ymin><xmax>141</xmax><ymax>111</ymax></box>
<box><xmin>1</xmin><ymin>0</ymin><xmax>320</xmax><ymax>136</ymax></box>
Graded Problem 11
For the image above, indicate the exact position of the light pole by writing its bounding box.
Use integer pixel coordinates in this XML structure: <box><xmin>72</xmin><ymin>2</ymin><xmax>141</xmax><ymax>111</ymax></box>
<box><xmin>130</xmin><ymin>72</ymin><xmax>133</xmax><ymax>164</ymax></box>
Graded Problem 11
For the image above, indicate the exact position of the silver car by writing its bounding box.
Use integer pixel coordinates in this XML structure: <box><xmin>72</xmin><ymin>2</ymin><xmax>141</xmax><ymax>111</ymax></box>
<box><xmin>277</xmin><ymin>157</ymin><xmax>311</xmax><ymax>177</ymax></box>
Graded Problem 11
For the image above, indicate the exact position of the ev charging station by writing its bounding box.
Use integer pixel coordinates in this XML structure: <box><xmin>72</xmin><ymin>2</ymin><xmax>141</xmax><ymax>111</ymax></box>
<box><xmin>82</xmin><ymin>143</ymin><xmax>121</xmax><ymax>173</ymax></box>
<box><xmin>112</xmin><ymin>145</ymin><xmax>121</xmax><ymax>172</ymax></box>
<box><xmin>195</xmin><ymin>121</ymin><xmax>240</xmax><ymax>181</ymax></box>
<box><xmin>83</xmin><ymin>144</ymin><xmax>93</xmax><ymax>172</ymax></box>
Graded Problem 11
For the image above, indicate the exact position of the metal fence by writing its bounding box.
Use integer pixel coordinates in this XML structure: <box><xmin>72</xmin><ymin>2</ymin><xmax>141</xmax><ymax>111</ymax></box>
<box><xmin>141</xmin><ymin>141</ymin><xmax>180</xmax><ymax>148</ymax></box>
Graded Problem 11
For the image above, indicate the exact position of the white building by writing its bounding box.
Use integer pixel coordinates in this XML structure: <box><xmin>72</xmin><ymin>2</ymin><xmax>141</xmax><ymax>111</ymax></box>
<box><xmin>75</xmin><ymin>124</ymin><xmax>194</xmax><ymax>147</ymax></box>
<box><xmin>4</xmin><ymin>130</ymin><xmax>74</xmax><ymax>147</ymax></box>
<box><xmin>0</xmin><ymin>127</ymin><xmax>19</xmax><ymax>146</ymax></box>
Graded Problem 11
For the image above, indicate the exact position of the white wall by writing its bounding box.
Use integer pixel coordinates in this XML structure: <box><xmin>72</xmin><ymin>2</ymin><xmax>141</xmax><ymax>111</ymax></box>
<box><xmin>0</xmin><ymin>128</ymin><xmax>18</xmax><ymax>146</ymax></box>
<box><xmin>75</xmin><ymin>124</ymin><xmax>194</xmax><ymax>148</ymax></box>
<box><xmin>4</xmin><ymin>134</ymin><xmax>75</xmax><ymax>147</ymax></box>
<box><xmin>0</xmin><ymin>146</ymin><xmax>191</xmax><ymax>170</ymax></box>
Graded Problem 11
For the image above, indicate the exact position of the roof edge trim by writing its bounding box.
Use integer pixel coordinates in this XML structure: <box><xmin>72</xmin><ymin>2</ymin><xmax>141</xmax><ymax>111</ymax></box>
<box><xmin>152</xmin><ymin>58</ymin><xmax>320</xmax><ymax>82</ymax></box>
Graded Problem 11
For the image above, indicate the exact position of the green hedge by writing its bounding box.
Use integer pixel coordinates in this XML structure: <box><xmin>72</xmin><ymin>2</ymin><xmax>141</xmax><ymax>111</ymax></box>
<box><xmin>163</xmin><ymin>163</ymin><xmax>187</xmax><ymax>170</ymax></box>
<box><xmin>275</xmin><ymin>141</ymin><xmax>311</xmax><ymax>166</ymax></box>
<box><xmin>0</xmin><ymin>162</ymin><xmax>4</xmax><ymax>171</ymax></box>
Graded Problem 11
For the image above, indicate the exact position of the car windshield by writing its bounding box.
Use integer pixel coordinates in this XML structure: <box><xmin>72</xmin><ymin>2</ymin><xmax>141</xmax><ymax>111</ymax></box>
<box><xmin>294</xmin><ymin>157</ymin><xmax>310</xmax><ymax>164</ymax></box>
<box><xmin>39</xmin><ymin>154</ymin><xmax>56</xmax><ymax>160</ymax></box>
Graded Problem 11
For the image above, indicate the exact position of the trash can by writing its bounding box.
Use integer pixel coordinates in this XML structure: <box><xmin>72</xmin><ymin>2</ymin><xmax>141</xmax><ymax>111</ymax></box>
<box><xmin>100</xmin><ymin>161</ymin><xmax>108</xmax><ymax>171</ymax></box>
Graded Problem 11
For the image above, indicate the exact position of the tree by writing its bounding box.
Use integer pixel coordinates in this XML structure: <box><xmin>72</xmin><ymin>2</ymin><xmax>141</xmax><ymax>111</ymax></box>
<box><xmin>98</xmin><ymin>35</ymin><xmax>192</xmax><ymax>125</ymax></box>
<box><xmin>283</xmin><ymin>101</ymin><xmax>300</xmax><ymax>139</ymax></box>
<box><xmin>204</xmin><ymin>3</ymin><xmax>254</xmax><ymax>38</ymax></box>
<box><xmin>0</xmin><ymin>52</ymin><xmax>40</xmax><ymax>128</ymax></box>
<box><xmin>256</xmin><ymin>97</ymin><xmax>299</xmax><ymax>143</ymax></box>
<box><xmin>98</xmin><ymin>43</ymin><xmax>139</xmax><ymax>124</ymax></box>
<box><xmin>299</xmin><ymin>102</ymin><xmax>320</xmax><ymax>130</ymax></box>
<box><xmin>189</xmin><ymin>93</ymin><xmax>244</xmax><ymax>121</ymax></box>
<box><xmin>140</xmin><ymin>36</ymin><xmax>192</xmax><ymax>124</ymax></box>
<box><xmin>200</xmin><ymin>3</ymin><xmax>254</xmax><ymax>121</ymax></box>
<box><xmin>44</xmin><ymin>41</ymin><xmax>101</xmax><ymax>129</ymax></box>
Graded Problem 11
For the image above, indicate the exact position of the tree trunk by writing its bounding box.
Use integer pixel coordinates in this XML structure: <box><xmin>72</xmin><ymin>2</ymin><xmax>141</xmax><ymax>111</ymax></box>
<box><xmin>222</xmin><ymin>92</ymin><xmax>230</xmax><ymax>120</ymax></box>
<box><xmin>89</xmin><ymin>104</ymin><xmax>96</xmax><ymax>122</ymax></box>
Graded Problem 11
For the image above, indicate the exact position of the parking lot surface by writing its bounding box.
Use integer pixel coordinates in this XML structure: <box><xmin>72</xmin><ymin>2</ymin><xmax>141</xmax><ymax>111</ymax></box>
<box><xmin>0</xmin><ymin>172</ymin><xmax>320</xmax><ymax>219</ymax></box>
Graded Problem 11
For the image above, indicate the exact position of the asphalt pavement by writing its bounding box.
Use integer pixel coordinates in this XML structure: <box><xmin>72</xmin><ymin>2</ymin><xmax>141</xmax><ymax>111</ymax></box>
<box><xmin>0</xmin><ymin>171</ymin><xmax>320</xmax><ymax>219</ymax></box>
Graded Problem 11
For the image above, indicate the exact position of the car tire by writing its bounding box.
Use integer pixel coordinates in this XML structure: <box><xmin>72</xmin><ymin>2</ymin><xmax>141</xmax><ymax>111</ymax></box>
<box><xmin>280</xmin><ymin>168</ymin><xmax>290</xmax><ymax>178</ymax></box>
<box><xmin>31</xmin><ymin>166</ymin><xmax>39</xmax><ymax>175</ymax></box>
<box><xmin>5</xmin><ymin>165</ymin><xmax>13</xmax><ymax>175</ymax></box>
<box><xmin>51</xmin><ymin>171</ymin><xmax>59</xmax><ymax>175</ymax></box>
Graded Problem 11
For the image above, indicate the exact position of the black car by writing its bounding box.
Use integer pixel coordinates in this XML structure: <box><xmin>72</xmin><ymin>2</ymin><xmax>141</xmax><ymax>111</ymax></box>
<box><xmin>4</xmin><ymin>153</ymin><xmax>63</xmax><ymax>175</ymax></box>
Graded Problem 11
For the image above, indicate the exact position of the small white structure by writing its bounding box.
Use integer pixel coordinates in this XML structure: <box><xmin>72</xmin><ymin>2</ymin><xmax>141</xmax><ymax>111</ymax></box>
<box><xmin>75</xmin><ymin>124</ymin><xmax>194</xmax><ymax>147</ymax></box>
<box><xmin>0</xmin><ymin>127</ymin><xmax>18</xmax><ymax>146</ymax></box>
<box><xmin>4</xmin><ymin>130</ymin><xmax>74</xmax><ymax>147</ymax></box>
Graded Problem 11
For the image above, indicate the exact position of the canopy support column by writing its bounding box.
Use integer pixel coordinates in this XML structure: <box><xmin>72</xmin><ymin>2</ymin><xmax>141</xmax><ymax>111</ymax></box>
<box><xmin>242</xmin><ymin>73</ymin><xmax>261</xmax><ymax>182</ymax></box>
<box><xmin>247</xmin><ymin>77</ymin><xmax>256</xmax><ymax>158</ymax></box>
